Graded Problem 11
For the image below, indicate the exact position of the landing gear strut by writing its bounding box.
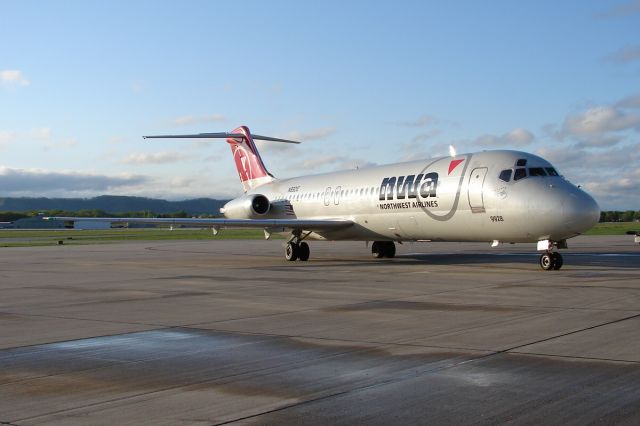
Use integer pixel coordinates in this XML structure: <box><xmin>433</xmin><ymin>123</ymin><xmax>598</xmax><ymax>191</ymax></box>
<box><xmin>285</xmin><ymin>230</ymin><xmax>311</xmax><ymax>262</ymax></box>
<box><xmin>372</xmin><ymin>241</ymin><xmax>396</xmax><ymax>258</ymax></box>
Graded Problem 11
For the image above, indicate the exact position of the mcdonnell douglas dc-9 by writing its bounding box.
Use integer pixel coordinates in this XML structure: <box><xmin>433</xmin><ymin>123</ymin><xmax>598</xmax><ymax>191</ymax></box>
<box><xmin>46</xmin><ymin>126</ymin><xmax>600</xmax><ymax>270</ymax></box>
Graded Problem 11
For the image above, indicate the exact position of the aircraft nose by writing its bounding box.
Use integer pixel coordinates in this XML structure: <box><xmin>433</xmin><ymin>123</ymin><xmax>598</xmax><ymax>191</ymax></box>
<box><xmin>561</xmin><ymin>189</ymin><xmax>600</xmax><ymax>235</ymax></box>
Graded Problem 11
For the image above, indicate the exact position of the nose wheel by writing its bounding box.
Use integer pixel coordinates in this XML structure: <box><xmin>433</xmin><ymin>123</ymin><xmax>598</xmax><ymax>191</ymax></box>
<box><xmin>539</xmin><ymin>252</ymin><xmax>563</xmax><ymax>270</ymax></box>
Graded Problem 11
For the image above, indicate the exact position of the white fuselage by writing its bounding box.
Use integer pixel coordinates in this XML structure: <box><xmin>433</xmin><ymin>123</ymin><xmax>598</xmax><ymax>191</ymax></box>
<box><xmin>224</xmin><ymin>150</ymin><xmax>600</xmax><ymax>244</ymax></box>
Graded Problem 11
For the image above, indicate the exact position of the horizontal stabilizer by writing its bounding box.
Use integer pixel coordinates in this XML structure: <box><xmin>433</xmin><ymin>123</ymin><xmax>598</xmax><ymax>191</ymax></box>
<box><xmin>143</xmin><ymin>132</ymin><xmax>300</xmax><ymax>144</ymax></box>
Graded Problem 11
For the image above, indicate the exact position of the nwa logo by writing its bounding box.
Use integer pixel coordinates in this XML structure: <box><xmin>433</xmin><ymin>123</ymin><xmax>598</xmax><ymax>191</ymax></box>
<box><xmin>379</xmin><ymin>172</ymin><xmax>438</xmax><ymax>201</ymax></box>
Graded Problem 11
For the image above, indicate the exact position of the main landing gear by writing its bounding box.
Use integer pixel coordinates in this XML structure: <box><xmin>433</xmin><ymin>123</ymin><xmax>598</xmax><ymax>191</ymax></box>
<box><xmin>285</xmin><ymin>230</ymin><xmax>310</xmax><ymax>261</ymax></box>
<box><xmin>372</xmin><ymin>241</ymin><xmax>396</xmax><ymax>258</ymax></box>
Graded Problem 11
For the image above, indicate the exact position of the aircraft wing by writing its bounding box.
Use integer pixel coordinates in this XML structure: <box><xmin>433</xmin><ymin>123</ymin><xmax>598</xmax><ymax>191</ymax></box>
<box><xmin>43</xmin><ymin>217</ymin><xmax>354</xmax><ymax>232</ymax></box>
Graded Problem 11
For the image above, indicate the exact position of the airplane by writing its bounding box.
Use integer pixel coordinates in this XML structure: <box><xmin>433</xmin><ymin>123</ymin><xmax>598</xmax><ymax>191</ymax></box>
<box><xmin>45</xmin><ymin>125</ymin><xmax>600</xmax><ymax>270</ymax></box>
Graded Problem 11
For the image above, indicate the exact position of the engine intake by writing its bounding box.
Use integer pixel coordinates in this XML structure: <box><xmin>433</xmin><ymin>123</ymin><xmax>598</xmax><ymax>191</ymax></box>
<box><xmin>220</xmin><ymin>194</ymin><xmax>271</xmax><ymax>219</ymax></box>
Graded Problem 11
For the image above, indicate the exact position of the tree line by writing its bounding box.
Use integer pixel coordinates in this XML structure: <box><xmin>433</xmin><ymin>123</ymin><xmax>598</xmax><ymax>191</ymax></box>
<box><xmin>599</xmin><ymin>211</ymin><xmax>640</xmax><ymax>222</ymax></box>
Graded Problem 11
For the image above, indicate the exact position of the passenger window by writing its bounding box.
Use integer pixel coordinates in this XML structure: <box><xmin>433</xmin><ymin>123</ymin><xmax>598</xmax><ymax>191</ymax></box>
<box><xmin>516</xmin><ymin>159</ymin><xmax>527</xmax><ymax>167</ymax></box>
<box><xmin>528</xmin><ymin>167</ymin><xmax>547</xmax><ymax>177</ymax></box>
<box><xmin>514</xmin><ymin>168</ymin><xmax>527</xmax><ymax>181</ymax></box>
<box><xmin>545</xmin><ymin>167</ymin><xmax>559</xmax><ymax>176</ymax></box>
<box><xmin>499</xmin><ymin>169</ymin><xmax>512</xmax><ymax>182</ymax></box>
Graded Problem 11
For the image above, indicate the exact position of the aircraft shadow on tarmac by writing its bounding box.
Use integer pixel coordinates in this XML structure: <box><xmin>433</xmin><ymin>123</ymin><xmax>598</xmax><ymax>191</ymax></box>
<box><xmin>261</xmin><ymin>250</ymin><xmax>640</xmax><ymax>270</ymax></box>
<box><xmin>395</xmin><ymin>251</ymin><xmax>640</xmax><ymax>269</ymax></box>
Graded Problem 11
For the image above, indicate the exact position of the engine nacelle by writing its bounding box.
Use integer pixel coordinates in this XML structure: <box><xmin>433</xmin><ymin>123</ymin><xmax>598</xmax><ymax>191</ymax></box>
<box><xmin>220</xmin><ymin>194</ymin><xmax>271</xmax><ymax>219</ymax></box>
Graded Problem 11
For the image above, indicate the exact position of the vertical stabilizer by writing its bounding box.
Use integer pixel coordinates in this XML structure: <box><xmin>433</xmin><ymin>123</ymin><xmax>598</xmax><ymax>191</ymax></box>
<box><xmin>227</xmin><ymin>126</ymin><xmax>274</xmax><ymax>192</ymax></box>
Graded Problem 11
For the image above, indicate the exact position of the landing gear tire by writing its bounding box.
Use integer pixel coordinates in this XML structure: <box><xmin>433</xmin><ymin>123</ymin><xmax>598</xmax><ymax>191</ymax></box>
<box><xmin>285</xmin><ymin>242</ymin><xmax>299</xmax><ymax>261</ymax></box>
<box><xmin>539</xmin><ymin>252</ymin><xmax>563</xmax><ymax>270</ymax></box>
<box><xmin>383</xmin><ymin>241</ymin><xmax>396</xmax><ymax>258</ymax></box>
<box><xmin>372</xmin><ymin>241</ymin><xmax>384</xmax><ymax>258</ymax></box>
<box><xmin>372</xmin><ymin>241</ymin><xmax>396</xmax><ymax>259</ymax></box>
<box><xmin>298</xmin><ymin>242</ymin><xmax>310</xmax><ymax>261</ymax></box>
<box><xmin>539</xmin><ymin>253</ymin><xmax>553</xmax><ymax>270</ymax></box>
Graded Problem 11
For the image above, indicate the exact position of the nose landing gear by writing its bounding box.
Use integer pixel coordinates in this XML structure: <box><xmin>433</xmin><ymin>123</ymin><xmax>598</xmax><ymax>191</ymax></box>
<box><xmin>539</xmin><ymin>251</ymin><xmax>563</xmax><ymax>270</ymax></box>
<box><xmin>538</xmin><ymin>239</ymin><xmax>565</xmax><ymax>270</ymax></box>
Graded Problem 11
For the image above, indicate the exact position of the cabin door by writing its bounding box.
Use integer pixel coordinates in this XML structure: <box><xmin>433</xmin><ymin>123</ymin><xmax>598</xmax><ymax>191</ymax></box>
<box><xmin>468</xmin><ymin>167</ymin><xmax>487</xmax><ymax>213</ymax></box>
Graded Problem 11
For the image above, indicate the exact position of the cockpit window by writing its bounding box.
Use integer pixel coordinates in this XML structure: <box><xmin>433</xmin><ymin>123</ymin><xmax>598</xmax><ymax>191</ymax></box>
<box><xmin>516</xmin><ymin>159</ymin><xmax>527</xmax><ymax>167</ymax></box>
<box><xmin>499</xmin><ymin>169</ymin><xmax>512</xmax><ymax>182</ymax></box>
<box><xmin>545</xmin><ymin>167</ymin><xmax>559</xmax><ymax>176</ymax></box>
<box><xmin>528</xmin><ymin>167</ymin><xmax>547</xmax><ymax>177</ymax></box>
<box><xmin>513</xmin><ymin>168</ymin><xmax>527</xmax><ymax>181</ymax></box>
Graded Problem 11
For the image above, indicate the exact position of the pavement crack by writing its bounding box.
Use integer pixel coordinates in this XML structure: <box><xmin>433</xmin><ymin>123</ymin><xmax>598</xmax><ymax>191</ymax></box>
<box><xmin>212</xmin><ymin>312</ymin><xmax>640</xmax><ymax>425</ymax></box>
<box><xmin>501</xmin><ymin>312</ymin><xmax>640</xmax><ymax>354</ymax></box>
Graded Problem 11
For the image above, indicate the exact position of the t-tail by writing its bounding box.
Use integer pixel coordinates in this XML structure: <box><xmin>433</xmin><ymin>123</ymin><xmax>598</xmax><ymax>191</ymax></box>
<box><xmin>143</xmin><ymin>125</ymin><xmax>300</xmax><ymax>192</ymax></box>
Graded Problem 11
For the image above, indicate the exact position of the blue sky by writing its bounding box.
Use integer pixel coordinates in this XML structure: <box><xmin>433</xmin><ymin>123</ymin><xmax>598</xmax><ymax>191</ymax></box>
<box><xmin>1</xmin><ymin>1</ymin><xmax>639</xmax><ymax>209</ymax></box>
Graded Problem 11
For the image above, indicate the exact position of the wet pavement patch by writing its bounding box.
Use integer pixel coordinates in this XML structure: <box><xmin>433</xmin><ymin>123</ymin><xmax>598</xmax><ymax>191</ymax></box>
<box><xmin>1</xmin><ymin>328</ymin><xmax>640</xmax><ymax>424</ymax></box>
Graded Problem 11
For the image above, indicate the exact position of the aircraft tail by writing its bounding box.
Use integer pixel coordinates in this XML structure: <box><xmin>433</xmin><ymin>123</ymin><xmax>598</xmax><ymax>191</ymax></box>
<box><xmin>227</xmin><ymin>126</ymin><xmax>275</xmax><ymax>192</ymax></box>
<box><xmin>143</xmin><ymin>126</ymin><xmax>300</xmax><ymax>192</ymax></box>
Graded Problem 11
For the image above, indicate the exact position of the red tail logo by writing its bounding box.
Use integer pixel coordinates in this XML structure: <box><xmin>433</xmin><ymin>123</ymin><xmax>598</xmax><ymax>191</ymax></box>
<box><xmin>226</xmin><ymin>126</ymin><xmax>270</xmax><ymax>185</ymax></box>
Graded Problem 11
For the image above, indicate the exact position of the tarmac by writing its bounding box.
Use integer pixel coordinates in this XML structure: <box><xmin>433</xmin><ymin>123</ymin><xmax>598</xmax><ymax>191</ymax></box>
<box><xmin>1</xmin><ymin>235</ymin><xmax>639</xmax><ymax>425</ymax></box>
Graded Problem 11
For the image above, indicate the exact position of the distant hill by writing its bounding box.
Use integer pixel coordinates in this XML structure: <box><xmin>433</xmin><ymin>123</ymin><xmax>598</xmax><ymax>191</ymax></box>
<box><xmin>0</xmin><ymin>196</ymin><xmax>229</xmax><ymax>215</ymax></box>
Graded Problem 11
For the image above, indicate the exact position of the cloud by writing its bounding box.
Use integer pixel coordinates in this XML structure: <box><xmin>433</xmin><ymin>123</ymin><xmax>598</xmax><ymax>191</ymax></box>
<box><xmin>0</xmin><ymin>70</ymin><xmax>29</xmax><ymax>87</ymax></box>
<box><xmin>108</xmin><ymin>136</ymin><xmax>127</xmax><ymax>145</ymax></box>
<box><xmin>595</xmin><ymin>0</ymin><xmax>640</xmax><ymax>18</ymax></box>
<box><xmin>546</xmin><ymin>103</ymin><xmax>640</xmax><ymax>148</ymax></box>
<box><xmin>297</xmin><ymin>154</ymin><xmax>376</xmax><ymax>172</ymax></box>
<box><xmin>397</xmin><ymin>142</ymin><xmax>453</xmax><ymax>162</ymax></box>
<box><xmin>475</xmin><ymin>128</ymin><xmax>535</xmax><ymax>147</ymax></box>
<box><xmin>574</xmin><ymin>134</ymin><xmax>623</xmax><ymax>148</ymax></box>
<box><xmin>0</xmin><ymin>167</ymin><xmax>148</xmax><ymax>196</ymax></box>
<box><xmin>537</xmin><ymin>143</ymin><xmax>640</xmax><ymax>172</ymax></box>
<box><xmin>582</xmin><ymin>169</ymin><xmax>640</xmax><ymax>210</ymax></box>
<box><xmin>616</xmin><ymin>93</ymin><xmax>640</xmax><ymax>109</ymax></box>
<box><xmin>285</xmin><ymin>127</ymin><xmax>336</xmax><ymax>141</ymax></box>
<box><xmin>122</xmin><ymin>151</ymin><xmax>190</xmax><ymax>165</ymax></box>
<box><xmin>255</xmin><ymin>139</ymin><xmax>296</xmax><ymax>154</ymax></box>
<box><xmin>31</xmin><ymin>128</ymin><xmax>52</xmax><ymax>140</ymax></box>
<box><xmin>131</xmin><ymin>81</ymin><xmax>144</xmax><ymax>93</ymax></box>
<box><xmin>535</xmin><ymin>143</ymin><xmax>640</xmax><ymax>209</ymax></box>
<box><xmin>562</xmin><ymin>106</ymin><xmax>640</xmax><ymax>136</ymax></box>
<box><xmin>605</xmin><ymin>45</ymin><xmax>640</xmax><ymax>64</ymax></box>
<box><xmin>411</xmin><ymin>129</ymin><xmax>441</xmax><ymax>143</ymax></box>
<box><xmin>172</xmin><ymin>114</ymin><xmax>225</xmax><ymax>126</ymax></box>
<box><xmin>0</xmin><ymin>131</ymin><xmax>16</xmax><ymax>148</ymax></box>
<box><xmin>393</xmin><ymin>115</ymin><xmax>438</xmax><ymax>127</ymax></box>
<box><xmin>44</xmin><ymin>139</ymin><xmax>78</xmax><ymax>151</ymax></box>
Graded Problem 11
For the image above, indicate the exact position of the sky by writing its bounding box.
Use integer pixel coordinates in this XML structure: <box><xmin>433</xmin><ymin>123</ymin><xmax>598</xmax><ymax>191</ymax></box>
<box><xmin>1</xmin><ymin>0</ymin><xmax>639</xmax><ymax>209</ymax></box>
